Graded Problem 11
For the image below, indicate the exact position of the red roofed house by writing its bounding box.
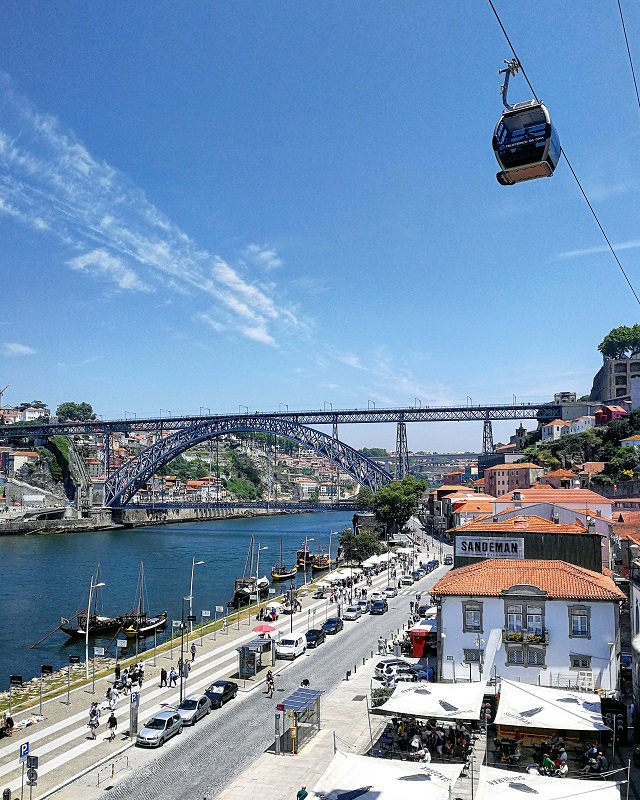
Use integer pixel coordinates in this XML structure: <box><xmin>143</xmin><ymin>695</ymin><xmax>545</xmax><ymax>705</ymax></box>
<box><xmin>431</xmin><ymin>559</ymin><xmax>624</xmax><ymax>689</ymax></box>
<box><xmin>483</xmin><ymin>463</ymin><xmax>544</xmax><ymax>498</ymax></box>
<box><xmin>539</xmin><ymin>469</ymin><xmax>578</xmax><ymax>489</ymax></box>
<box><xmin>595</xmin><ymin>405</ymin><xmax>628</xmax><ymax>426</ymax></box>
<box><xmin>493</xmin><ymin>488</ymin><xmax>612</xmax><ymax>520</ymax></box>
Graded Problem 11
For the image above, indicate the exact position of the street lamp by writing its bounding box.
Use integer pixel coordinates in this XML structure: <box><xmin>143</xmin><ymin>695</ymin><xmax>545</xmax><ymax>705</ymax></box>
<box><xmin>85</xmin><ymin>575</ymin><xmax>105</xmax><ymax>679</ymax></box>
<box><xmin>303</xmin><ymin>537</ymin><xmax>314</xmax><ymax>586</ymax></box>
<box><xmin>255</xmin><ymin>544</ymin><xmax>268</xmax><ymax>618</ymax></box>
<box><xmin>189</xmin><ymin>558</ymin><xmax>205</xmax><ymax>635</ymax></box>
<box><xmin>279</xmin><ymin>403</ymin><xmax>289</xmax><ymax>412</ymax></box>
<box><xmin>179</xmin><ymin>595</ymin><xmax>190</xmax><ymax>703</ymax></box>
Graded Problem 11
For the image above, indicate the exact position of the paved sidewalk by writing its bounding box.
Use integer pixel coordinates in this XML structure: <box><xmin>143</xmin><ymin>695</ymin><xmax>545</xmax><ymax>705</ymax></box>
<box><xmin>1</xmin><ymin>550</ymin><xmax>437</xmax><ymax>800</ymax></box>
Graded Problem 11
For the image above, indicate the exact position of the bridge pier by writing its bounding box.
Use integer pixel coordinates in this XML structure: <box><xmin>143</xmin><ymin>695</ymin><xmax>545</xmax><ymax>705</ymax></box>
<box><xmin>395</xmin><ymin>420</ymin><xmax>409</xmax><ymax>479</ymax></box>
<box><xmin>482</xmin><ymin>413</ymin><xmax>494</xmax><ymax>455</ymax></box>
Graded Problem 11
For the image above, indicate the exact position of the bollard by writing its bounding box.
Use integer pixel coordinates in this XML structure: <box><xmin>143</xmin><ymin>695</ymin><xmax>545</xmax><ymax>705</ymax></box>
<box><xmin>354</xmin><ymin>664</ymin><xmax>357</xmax><ymax>673</ymax></box>
<box><xmin>346</xmin><ymin>670</ymin><xmax>351</xmax><ymax>681</ymax></box>
<box><xmin>371</xmin><ymin>650</ymin><xmax>374</xmax><ymax>660</ymax></box>
<box><xmin>363</xmin><ymin>657</ymin><xmax>366</xmax><ymax>666</ymax></box>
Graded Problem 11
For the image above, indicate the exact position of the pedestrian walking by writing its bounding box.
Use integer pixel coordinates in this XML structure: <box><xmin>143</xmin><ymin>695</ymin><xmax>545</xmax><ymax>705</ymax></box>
<box><xmin>114</xmin><ymin>663</ymin><xmax>121</xmax><ymax>682</ymax></box>
<box><xmin>107</xmin><ymin>711</ymin><xmax>118</xmax><ymax>741</ymax></box>
<box><xmin>190</xmin><ymin>643</ymin><xmax>197</xmax><ymax>661</ymax></box>
<box><xmin>160</xmin><ymin>667</ymin><xmax>168</xmax><ymax>687</ymax></box>
<box><xmin>297</xmin><ymin>786</ymin><xmax>308</xmax><ymax>800</ymax></box>
<box><xmin>169</xmin><ymin>667</ymin><xmax>178</xmax><ymax>687</ymax></box>
<box><xmin>222</xmin><ymin>617</ymin><xmax>228</xmax><ymax>633</ymax></box>
<box><xmin>266</xmin><ymin>670</ymin><xmax>275</xmax><ymax>698</ymax></box>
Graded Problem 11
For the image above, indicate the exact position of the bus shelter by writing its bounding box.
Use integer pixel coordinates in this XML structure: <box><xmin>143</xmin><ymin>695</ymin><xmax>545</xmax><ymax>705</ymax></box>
<box><xmin>236</xmin><ymin>638</ymin><xmax>275</xmax><ymax>680</ymax></box>
<box><xmin>275</xmin><ymin>688</ymin><xmax>324</xmax><ymax>755</ymax></box>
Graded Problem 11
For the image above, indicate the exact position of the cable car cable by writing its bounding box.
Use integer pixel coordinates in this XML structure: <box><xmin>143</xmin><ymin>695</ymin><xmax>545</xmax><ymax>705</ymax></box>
<box><xmin>617</xmin><ymin>0</ymin><xmax>640</xmax><ymax>113</ymax></box>
<box><xmin>487</xmin><ymin>0</ymin><xmax>640</xmax><ymax>307</ymax></box>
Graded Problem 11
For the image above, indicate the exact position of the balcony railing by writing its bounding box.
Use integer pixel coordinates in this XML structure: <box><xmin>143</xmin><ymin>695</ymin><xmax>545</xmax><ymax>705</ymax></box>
<box><xmin>502</xmin><ymin>629</ymin><xmax>549</xmax><ymax>645</ymax></box>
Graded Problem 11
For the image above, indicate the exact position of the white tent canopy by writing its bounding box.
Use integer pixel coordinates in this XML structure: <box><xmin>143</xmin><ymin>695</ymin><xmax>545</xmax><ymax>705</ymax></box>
<box><xmin>312</xmin><ymin>751</ymin><xmax>463</xmax><ymax>800</ymax></box>
<box><xmin>494</xmin><ymin>679</ymin><xmax>609</xmax><ymax>731</ymax></box>
<box><xmin>362</xmin><ymin>556</ymin><xmax>378</xmax><ymax>567</ymax></box>
<box><xmin>395</xmin><ymin>546</ymin><xmax>414</xmax><ymax>554</ymax></box>
<box><xmin>376</xmin><ymin>681</ymin><xmax>486</xmax><ymax>721</ymax></box>
<box><xmin>324</xmin><ymin>570</ymin><xmax>345</xmax><ymax>582</ymax></box>
<box><xmin>476</xmin><ymin>766</ymin><xmax>621</xmax><ymax>800</ymax></box>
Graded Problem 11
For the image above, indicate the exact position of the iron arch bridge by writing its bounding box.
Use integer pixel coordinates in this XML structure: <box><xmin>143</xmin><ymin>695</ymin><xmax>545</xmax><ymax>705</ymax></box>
<box><xmin>103</xmin><ymin>416</ymin><xmax>393</xmax><ymax>507</ymax></box>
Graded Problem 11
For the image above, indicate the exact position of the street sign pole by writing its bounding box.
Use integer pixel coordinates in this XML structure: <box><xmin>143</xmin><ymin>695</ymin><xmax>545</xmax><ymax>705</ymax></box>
<box><xmin>153</xmin><ymin>626</ymin><xmax>157</xmax><ymax>667</ymax></box>
<box><xmin>20</xmin><ymin>760</ymin><xmax>24</xmax><ymax>800</ymax></box>
<box><xmin>129</xmin><ymin>691</ymin><xmax>140</xmax><ymax>739</ymax></box>
<box><xmin>214</xmin><ymin>607</ymin><xmax>218</xmax><ymax>640</ymax></box>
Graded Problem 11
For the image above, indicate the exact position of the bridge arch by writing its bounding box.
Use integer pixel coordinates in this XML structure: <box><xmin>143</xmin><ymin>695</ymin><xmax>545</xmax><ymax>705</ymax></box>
<box><xmin>103</xmin><ymin>416</ymin><xmax>392</xmax><ymax>507</ymax></box>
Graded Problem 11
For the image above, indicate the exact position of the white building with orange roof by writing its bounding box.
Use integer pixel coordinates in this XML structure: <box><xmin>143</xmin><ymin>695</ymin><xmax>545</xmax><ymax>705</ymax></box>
<box><xmin>431</xmin><ymin>559</ymin><xmax>625</xmax><ymax>689</ymax></box>
<box><xmin>541</xmin><ymin>419</ymin><xmax>569</xmax><ymax>441</ymax></box>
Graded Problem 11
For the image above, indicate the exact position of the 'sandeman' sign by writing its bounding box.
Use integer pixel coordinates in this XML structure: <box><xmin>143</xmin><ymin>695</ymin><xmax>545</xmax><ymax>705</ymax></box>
<box><xmin>456</xmin><ymin>536</ymin><xmax>524</xmax><ymax>559</ymax></box>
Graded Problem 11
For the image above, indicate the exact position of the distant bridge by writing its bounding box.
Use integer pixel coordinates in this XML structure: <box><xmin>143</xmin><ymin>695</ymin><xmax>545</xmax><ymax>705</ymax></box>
<box><xmin>1</xmin><ymin>402</ymin><xmax>562</xmax><ymax>508</ymax></box>
<box><xmin>119</xmin><ymin>500</ymin><xmax>357</xmax><ymax>512</ymax></box>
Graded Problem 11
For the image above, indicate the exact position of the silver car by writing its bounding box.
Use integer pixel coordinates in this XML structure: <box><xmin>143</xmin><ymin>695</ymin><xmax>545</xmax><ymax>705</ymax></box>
<box><xmin>136</xmin><ymin>710</ymin><xmax>183</xmax><ymax>747</ymax></box>
<box><xmin>343</xmin><ymin>605</ymin><xmax>362</xmax><ymax>621</ymax></box>
<box><xmin>357</xmin><ymin>599</ymin><xmax>371</xmax><ymax>614</ymax></box>
<box><xmin>175</xmin><ymin>693</ymin><xmax>211</xmax><ymax>726</ymax></box>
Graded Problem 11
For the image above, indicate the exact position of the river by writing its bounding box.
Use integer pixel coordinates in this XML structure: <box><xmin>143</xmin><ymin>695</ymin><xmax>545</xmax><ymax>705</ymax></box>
<box><xmin>0</xmin><ymin>511</ymin><xmax>354</xmax><ymax>689</ymax></box>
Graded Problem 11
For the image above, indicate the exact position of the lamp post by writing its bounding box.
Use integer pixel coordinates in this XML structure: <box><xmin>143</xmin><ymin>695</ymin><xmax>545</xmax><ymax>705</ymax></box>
<box><xmin>255</xmin><ymin>544</ymin><xmax>268</xmax><ymax>619</ymax></box>
<box><xmin>85</xmin><ymin>575</ymin><xmax>105</xmax><ymax>679</ymax></box>
<box><xmin>179</xmin><ymin>595</ymin><xmax>190</xmax><ymax>703</ymax></box>
<box><xmin>303</xmin><ymin>537</ymin><xmax>314</xmax><ymax>586</ymax></box>
<box><xmin>189</xmin><ymin>557</ymin><xmax>205</xmax><ymax>635</ymax></box>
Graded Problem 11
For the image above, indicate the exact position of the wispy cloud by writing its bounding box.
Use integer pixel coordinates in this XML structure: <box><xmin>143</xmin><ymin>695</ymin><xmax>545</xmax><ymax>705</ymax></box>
<box><xmin>0</xmin><ymin>74</ymin><xmax>301</xmax><ymax>346</ymax></box>
<box><xmin>3</xmin><ymin>342</ymin><xmax>36</xmax><ymax>356</ymax></box>
<box><xmin>245</xmin><ymin>244</ymin><xmax>283</xmax><ymax>271</ymax></box>
<box><xmin>557</xmin><ymin>240</ymin><xmax>640</xmax><ymax>260</ymax></box>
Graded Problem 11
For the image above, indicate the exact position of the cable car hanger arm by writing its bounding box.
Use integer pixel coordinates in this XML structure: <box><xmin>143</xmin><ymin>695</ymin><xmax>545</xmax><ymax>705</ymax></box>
<box><xmin>499</xmin><ymin>58</ymin><xmax>520</xmax><ymax>111</ymax></box>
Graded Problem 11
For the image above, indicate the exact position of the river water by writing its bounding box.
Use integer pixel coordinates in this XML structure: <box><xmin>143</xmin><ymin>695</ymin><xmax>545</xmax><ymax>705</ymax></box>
<box><xmin>0</xmin><ymin>511</ymin><xmax>354</xmax><ymax>690</ymax></box>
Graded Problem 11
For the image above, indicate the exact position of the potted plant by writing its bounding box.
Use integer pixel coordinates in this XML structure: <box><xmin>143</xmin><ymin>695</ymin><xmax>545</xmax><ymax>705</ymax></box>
<box><xmin>506</xmin><ymin>631</ymin><xmax>523</xmax><ymax>642</ymax></box>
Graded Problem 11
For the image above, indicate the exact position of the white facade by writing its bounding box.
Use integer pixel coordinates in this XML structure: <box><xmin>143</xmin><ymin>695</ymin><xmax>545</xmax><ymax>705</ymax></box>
<box><xmin>20</xmin><ymin>407</ymin><xmax>50</xmax><ymax>421</ymax></box>
<box><xmin>437</xmin><ymin>589</ymin><xmax>618</xmax><ymax>690</ymax></box>
<box><xmin>569</xmin><ymin>416</ymin><xmax>596</xmax><ymax>435</ymax></box>
<box><xmin>541</xmin><ymin>420</ymin><xmax>569</xmax><ymax>441</ymax></box>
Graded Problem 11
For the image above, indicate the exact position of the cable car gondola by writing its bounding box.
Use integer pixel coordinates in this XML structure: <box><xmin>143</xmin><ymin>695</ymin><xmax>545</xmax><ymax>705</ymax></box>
<box><xmin>492</xmin><ymin>59</ymin><xmax>561</xmax><ymax>186</ymax></box>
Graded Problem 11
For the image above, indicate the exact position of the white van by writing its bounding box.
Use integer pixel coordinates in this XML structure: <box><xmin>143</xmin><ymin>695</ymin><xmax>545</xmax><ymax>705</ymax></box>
<box><xmin>276</xmin><ymin>634</ymin><xmax>306</xmax><ymax>660</ymax></box>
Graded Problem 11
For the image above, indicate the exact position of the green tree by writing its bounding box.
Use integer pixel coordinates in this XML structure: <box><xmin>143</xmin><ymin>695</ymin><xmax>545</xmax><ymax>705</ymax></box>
<box><xmin>355</xmin><ymin>486</ymin><xmax>374</xmax><ymax>509</ymax></box>
<box><xmin>359</xmin><ymin>447</ymin><xmax>389</xmax><ymax>458</ymax></box>
<box><xmin>598</xmin><ymin>325</ymin><xmax>636</xmax><ymax>359</ymax></box>
<box><xmin>56</xmin><ymin>401</ymin><xmax>96</xmax><ymax>421</ymax></box>
<box><xmin>372</xmin><ymin>476</ymin><xmax>427</xmax><ymax>536</ymax></box>
<box><xmin>339</xmin><ymin>527</ymin><xmax>384</xmax><ymax>563</ymax></box>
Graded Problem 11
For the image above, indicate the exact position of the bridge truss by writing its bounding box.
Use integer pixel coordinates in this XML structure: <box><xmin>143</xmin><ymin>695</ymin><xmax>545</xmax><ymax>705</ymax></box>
<box><xmin>103</xmin><ymin>416</ymin><xmax>392</xmax><ymax>507</ymax></box>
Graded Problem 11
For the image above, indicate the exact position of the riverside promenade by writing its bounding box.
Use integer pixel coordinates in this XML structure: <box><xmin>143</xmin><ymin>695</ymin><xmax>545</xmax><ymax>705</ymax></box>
<box><xmin>0</xmin><ymin>548</ymin><xmax>442</xmax><ymax>800</ymax></box>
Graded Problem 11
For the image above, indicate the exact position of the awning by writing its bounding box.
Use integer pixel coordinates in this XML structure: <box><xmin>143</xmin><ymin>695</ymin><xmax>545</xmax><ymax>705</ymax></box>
<box><xmin>494</xmin><ymin>679</ymin><xmax>609</xmax><ymax>731</ymax></box>
<box><xmin>312</xmin><ymin>751</ymin><xmax>463</xmax><ymax>800</ymax></box>
<box><xmin>476</xmin><ymin>765</ymin><xmax>622</xmax><ymax>800</ymax></box>
<box><xmin>375</xmin><ymin>681</ymin><xmax>486</xmax><ymax>720</ymax></box>
<box><xmin>409</xmin><ymin>621</ymin><xmax>436</xmax><ymax>635</ymax></box>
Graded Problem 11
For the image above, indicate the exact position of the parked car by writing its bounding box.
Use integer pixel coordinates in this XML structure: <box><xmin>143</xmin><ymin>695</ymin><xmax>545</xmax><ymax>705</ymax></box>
<box><xmin>204</xmin><ymin>680</ymin><xmax>238</xmax><ymax>708</ymax></box>
<box><xmin>276</xmin><ymin>634</ymin><xmax>307</xmax><ymax>660</ymax></box>
<box><xmin>136</xmin><ymin>711</ymin><xmax>183</xmax><ymax>747</ymax></box>
<box><xmin>384</xmin><ymin>673</ymin><xmax>429</xmax><ymax>688</ymax></box>
<box><xmin>370</xmin><ymin>599</ymin><xmax>389</xmax><ymax>615</ymax></box>
<box><xmin>370</xmin><ymin>590</ymin><xmax>384</xmax><ymax>602</ymax></box>
<box><xmin>384</xmin><ymin>586</ymin><xmax>398</xmax><ymax>598</ymax></box>
<box><xmin>174</xmin><ymin>693</ymin><xmax>211</xmax><ymax>726</ymax></box>
<box><xmin>418</xmin><ymin>603</ymin><xmax>436</xmax><ymax>618</ymax></box>
<box><xmin>411</xmin><ymin>571</ymin><xmax>422</xmax><ymax>581</ymax></box>
<box><xmin>306</xmin><ymin>628</ymin><xmax>326</xmax><ymax>648</ymax></box>
<box><xmin>399</xmin><ymin>576</ymin><xmax>413</xmax><ymax>586</ymax></box>
<box><xmin>343</xmin><ymin>605</ymin><xmax>362</xmax><ymax>621</ymax></box>
<box><xmin>312</xmin><ymin>589</ymin><xmax>327</xmax><ymax>599</ymax></box>
<box><xmin>357</xmin><ymin>599</ymin><xmax>371</xmax><ymax>614</ymax></box>
<box><xmin>322</xmin><ymin>617</ymin><xmax>344</xmax><ymax>634</ymax></box>
<box><xmin>444</xmin><ymin>554</ymin><xmax>453</xmax><ymax>566</ymax></box>
<box><xmin>374</xmin><ymin>658</ymin><xmax>410</xmax><ymax>679</ymax></box>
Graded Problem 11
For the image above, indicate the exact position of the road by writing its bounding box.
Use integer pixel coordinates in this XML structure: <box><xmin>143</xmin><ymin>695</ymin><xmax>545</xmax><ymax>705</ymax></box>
<box><xmin>105</xmin><ymin>562</ymin><xmax>449</xmax><ymax>800</ymax></box>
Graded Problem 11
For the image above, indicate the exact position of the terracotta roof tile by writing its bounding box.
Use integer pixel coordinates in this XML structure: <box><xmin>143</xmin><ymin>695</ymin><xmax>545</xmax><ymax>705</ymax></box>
<box><xmin>494</xmin><ymin>488</ymin><xmax>610</xmax><ymax>505</ymax></box>
<box><xmin>484</xmin><ymin>463</ymin><xmax>542</xmax><ymax>472</ymax></box>
<box><xmin>430</xmin><ymin>559</ymin><xmax>625</xmax><ymax>601</ymax></box>
<box><xmin>544</xmin><ymin>469</ymin><xmax>576</xmax><ymax>477</ymax></box>
<box><xmin>455</xmin><ymin>514</ymin><xmax>587</xmax><ymax>535</ymax></box>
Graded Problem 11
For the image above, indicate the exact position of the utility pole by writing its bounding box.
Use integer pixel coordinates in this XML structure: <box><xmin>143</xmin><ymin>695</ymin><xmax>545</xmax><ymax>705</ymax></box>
<box><xmin>0</xmin><ymin>384</ymin><xmax>10</xmax><ymax>413</ymax></box>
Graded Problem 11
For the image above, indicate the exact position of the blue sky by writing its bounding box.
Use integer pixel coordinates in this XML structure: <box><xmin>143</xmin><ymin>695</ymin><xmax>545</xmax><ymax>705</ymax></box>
<box><xmin>1</xmin><ymin>1</ymin><xmax>640</xmax><ymax>452</ymax></box>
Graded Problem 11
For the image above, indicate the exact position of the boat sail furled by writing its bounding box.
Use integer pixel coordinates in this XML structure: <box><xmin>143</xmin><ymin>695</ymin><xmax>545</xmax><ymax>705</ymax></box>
<box><xmin>271</xmin><ymin>536</ymin><xmax>297</xmax><ymax>581</ymax></box>
<box><xmin>122</xmin><ymin>562</ymin><xmax>168</xmax><ymax>638</ymax></box>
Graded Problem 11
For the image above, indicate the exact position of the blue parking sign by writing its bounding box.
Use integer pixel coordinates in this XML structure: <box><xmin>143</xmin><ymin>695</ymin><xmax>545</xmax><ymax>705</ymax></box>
<box><xmin>19</xmin><ymin>742</ymin><xmax>29</xmax><ymax>759</ymax></box>
<box><xmin>130</xmin><ymin>691</ymin><xmax>139</xmax><ymax>705</ymax></box>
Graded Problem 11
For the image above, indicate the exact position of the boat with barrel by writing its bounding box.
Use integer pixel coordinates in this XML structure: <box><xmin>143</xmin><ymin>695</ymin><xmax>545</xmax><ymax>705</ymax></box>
<box><xmin>230</xmin><ymin>535</ymin><xmax>271</xmax><ymax>607</ymax></box>
<box><xmin>271</xmin><ymin>537</ymin><xmax>297</xmax><ymax>581</ymax></box>
<box><xmin>60</xmin><ymin>564</ymin><xmax>133</xmax><ymax>637</ymax></box>
<box><xmin>296</xmin><ymin>543</ymin><xmax>314</xmax><ymax>568</ymax></box>
<box><xmin>311</xmin><ymin>532</ymin><xmax>335</xmax><ymax>572</ymax></box>
<box><xmin>122</xmin><ymin>562</ymin><xmax>168</xmax><ymax>638</ymax></box>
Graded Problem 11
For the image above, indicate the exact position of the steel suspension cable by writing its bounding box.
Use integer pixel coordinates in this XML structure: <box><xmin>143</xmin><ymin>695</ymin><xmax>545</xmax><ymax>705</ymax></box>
<box><xmin>487</xmin><ymin>0</ymin><xmax>640</xmax><ymax>306</ymax></box>
<box><xmin>617</xmin><ymin>0</ymin><xmax>640</xmax><ymax>113</ymax></box>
